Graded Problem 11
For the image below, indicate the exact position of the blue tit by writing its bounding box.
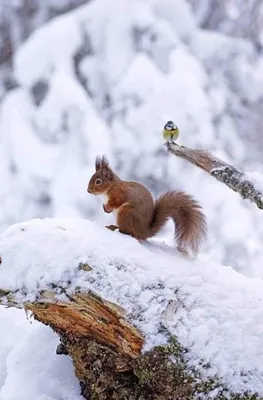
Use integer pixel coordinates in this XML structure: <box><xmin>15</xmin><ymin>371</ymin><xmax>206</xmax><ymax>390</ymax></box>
<box><xmin>162</xmin><ymin>120</ymin><xmax>179</xmax><ymax>143</ymax></box>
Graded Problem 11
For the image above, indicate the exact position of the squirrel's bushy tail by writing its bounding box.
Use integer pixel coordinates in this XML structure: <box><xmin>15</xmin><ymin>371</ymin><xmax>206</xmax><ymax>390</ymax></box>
<box><xmin>150</xmin><ymin>191</ymin><xmax>207</xmax><ymax>254</ymax></box>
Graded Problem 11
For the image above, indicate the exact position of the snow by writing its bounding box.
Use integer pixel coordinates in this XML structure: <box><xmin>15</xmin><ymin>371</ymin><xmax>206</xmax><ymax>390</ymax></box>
<box><xmin>0</xmin><ymin>89</ymin><xmax>58</xmax><ymax>180</ymax></box>
<box><xmin>190</xmin><ymin>29</ymin><xmax>253</xmax><ymax>66</ymax></box>
<box><xmin>245</xmin><ymin>171</ymin><xmax>263</xmax><ymax>194</ymax></box>
<box><xmin>14</xmin><ymin>12</ymin><xmax>82</xmax><ymax>87</ymax></box>
<box><xmin>0</xmin><ymin>308</ymin><xmax>82</xmax><ymax>400</ymax></box>
<box><xmin>1</xmin><ymin>218</ymin><xmax>263</xmax><ymax>396</ymax></box>
<box><xmin>152</xmin><ymin>0</ymin><xmax>197</xmax><ymax>39</ymax></box>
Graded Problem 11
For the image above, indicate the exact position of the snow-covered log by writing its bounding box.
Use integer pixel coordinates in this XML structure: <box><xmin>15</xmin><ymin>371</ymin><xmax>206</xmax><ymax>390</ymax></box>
<box><xmin>167</xmin><ymin>142</ymin><xmax>263</xmax><ymax>210</ymax></box>
<box><xmin>1</xmin><ymin>218</ymin><xmax>263</xmax><ymax>399</ymax></box>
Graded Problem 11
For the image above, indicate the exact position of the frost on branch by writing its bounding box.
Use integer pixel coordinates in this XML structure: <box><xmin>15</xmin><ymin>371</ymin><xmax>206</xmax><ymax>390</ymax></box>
<box><xmin>167</xmin><ymin>142</ymin><xmax>263</xmax><ymax>210</ymax></box>
<box><xmin>1</xmin><ymin>218</ymin><xmax>263</xmax><ymax>399</ymax></box>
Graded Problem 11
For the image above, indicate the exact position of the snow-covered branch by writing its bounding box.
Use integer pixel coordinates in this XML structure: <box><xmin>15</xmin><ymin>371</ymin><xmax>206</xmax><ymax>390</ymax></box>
<box><xmin>167</xmin><ymin>142</ymin><xmax>263</xmax><ymax>210</ymax></box>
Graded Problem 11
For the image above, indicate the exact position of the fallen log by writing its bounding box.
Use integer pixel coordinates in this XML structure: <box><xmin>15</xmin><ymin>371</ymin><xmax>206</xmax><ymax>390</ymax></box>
<box><xmin>0</xmin><ymin>287</ymin><xmax>219</xmax><ymax>400</ymax></box>
<box><xmin>1</xmin><ymin>218</ymin><xmax>263</xmax><ymax>399</ymax></box>
<box><xmin>0</xmin><ymin>288</ymin><xmax>229</xmax><ymax>400</ymax></box>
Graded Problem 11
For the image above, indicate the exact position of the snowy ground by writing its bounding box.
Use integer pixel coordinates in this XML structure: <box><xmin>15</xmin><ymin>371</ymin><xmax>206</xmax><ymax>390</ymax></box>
<box><xmin>0</xmin><ymin>308</ymin><xmax>82</xmax><ymax>400</ymax></box>
<box><xmin>1</xmin><ymin>218</ymin><xmax>263</xmax><ymax>398</ymax></box>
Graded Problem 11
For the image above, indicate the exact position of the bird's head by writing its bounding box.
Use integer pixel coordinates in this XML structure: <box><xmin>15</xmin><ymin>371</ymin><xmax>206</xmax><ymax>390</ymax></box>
<box><xmin>164</xmin><ymin>121</ymin><xmax>177</xmax><ymax>131</ymax></box>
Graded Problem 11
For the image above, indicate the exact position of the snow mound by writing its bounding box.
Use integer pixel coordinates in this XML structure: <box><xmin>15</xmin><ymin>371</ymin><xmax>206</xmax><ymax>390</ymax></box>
<box><xmin>1</xmin><ymin>218</ymin><xmax>263</xmax><ymax>396</ymax></box>
<box><xmin>0</xmin><ymin>310</ymin><xmax>82</xmax><ymax>400</ymax></box>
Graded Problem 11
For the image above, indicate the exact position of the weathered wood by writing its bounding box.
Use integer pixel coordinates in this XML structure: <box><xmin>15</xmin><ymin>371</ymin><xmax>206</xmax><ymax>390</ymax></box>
<box><xmin>0</xmin><ymin>289</ymin><xmax>143</xmax><ymax>359</ymax></box>
<box><xmin>0</xmin><ymin>289</ymin><xmax>146</xmax><ymax>398</ymax></box>
<box><xmin>167</xmin><ymin>142</ymin><xmax>263</xmax><ymax>210</ymax></box>
<box><xmin>25</xmin><ymin>291</ymin><xmax>143</xmax><ymax>359</ymax></box>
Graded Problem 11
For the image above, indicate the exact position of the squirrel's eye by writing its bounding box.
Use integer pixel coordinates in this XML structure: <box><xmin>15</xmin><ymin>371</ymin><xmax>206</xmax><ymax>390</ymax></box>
<box><xmin>95</xmin><ymin>178</ymin><xmax>102</xmax><ymax>185</ymax></box>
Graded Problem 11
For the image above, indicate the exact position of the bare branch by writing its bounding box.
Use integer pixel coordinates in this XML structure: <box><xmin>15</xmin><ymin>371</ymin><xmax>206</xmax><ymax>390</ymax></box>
<box><xmin>167</xmin><ymin>142</ymin><xmax>263</xmax><ymax>210</ymax></box>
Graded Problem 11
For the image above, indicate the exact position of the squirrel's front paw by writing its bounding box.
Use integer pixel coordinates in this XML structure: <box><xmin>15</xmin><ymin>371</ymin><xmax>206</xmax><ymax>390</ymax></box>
<box><xmin>103</xmin><ymin>203</ymin><xmax>112</xmax><ymax>213</ymax></box>
<box><xmin>106</xmin><ymin>225</ymin><xmax>119</xmax><ymax>232</ymax></box>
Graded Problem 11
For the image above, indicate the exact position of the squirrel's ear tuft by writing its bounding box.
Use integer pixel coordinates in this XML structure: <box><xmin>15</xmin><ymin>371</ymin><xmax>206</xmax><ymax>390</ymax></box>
<box><xmin>95</xmin><ymin>155</ymin><xmax>109</xmax><ymax>171</ymax></box>
<box><xmin>95</xmin><ymin>155</ymin><xmax>113</xmax><ymax>179</ymax></box>
<box><xmin>95</xmin><ymin>156</ymin><xmax>101</xmax><ymax>171</ymax></box>
<box><xmin>102</xmin><ymin>156</ymin><xmax>113</xmax><ymax>180</ymax></box>
<box><xmin>95</xmin><ymin>156</ymin><xmax>109</xmax><ymax>171</ymax></box>
<box><xmin>101</xmin><ymin>155</ymin><xmax>109</xmax><ymax>170</ymax></box>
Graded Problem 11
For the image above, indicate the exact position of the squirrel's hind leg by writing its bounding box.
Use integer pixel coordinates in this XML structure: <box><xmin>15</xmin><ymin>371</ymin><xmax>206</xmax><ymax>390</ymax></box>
<box><xmin>117</xmin><ymin>206</ymin><xmax>148</xmax><ymax>240</ymax></box>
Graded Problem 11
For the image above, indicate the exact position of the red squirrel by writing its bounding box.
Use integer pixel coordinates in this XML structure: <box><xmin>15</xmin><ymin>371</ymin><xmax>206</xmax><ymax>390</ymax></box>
<box><xmin>87</xmin><ymin>156</ymin><xmax>207</xmax><ymax>255</ymax></box>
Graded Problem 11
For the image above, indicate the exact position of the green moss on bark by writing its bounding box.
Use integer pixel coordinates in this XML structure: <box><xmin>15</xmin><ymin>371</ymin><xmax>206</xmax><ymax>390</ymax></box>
<box><xmin>57</xmin><ymin>334</ymin><xmax>262</xmax><ymax>400</ymax></box>
<box><xmin>133</xmin><ymin>338</ymin><xmax>262</xmax><ymax>400</ymax></box>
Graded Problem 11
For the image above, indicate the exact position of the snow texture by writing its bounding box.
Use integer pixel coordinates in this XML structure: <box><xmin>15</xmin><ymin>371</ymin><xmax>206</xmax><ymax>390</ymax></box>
<box><xmin>1</xmin><ymin>218</ymin><xmax>263</xmax><ymax>397</ymax></box>
<box><xmin>1</xmin><ymin>0</ymin><xmax>263</xmax><ymax>280</ymax></box>
<box><xmin>0</xmin><ymin>307</ymin><xmax>82</xmax><ymax>400</ymax></box>
<box><xmin>245</xmin><ymin>172</ymin><xmax>263</xmax><ymax>194</ymax></box>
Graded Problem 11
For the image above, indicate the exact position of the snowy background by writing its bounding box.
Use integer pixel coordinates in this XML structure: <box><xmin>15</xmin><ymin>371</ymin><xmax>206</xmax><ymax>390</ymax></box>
<box><xmin>0</xmin><ymin>0</ymin><xmax>263</xmax><ymax>399</ymax></box>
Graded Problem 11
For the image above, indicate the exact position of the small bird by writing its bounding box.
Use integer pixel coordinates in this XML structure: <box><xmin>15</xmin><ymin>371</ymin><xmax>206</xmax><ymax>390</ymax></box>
<box><xmin>162</xmin><ymin>120</ymin><xmax>180</xmax><ymax>143</ymax></box>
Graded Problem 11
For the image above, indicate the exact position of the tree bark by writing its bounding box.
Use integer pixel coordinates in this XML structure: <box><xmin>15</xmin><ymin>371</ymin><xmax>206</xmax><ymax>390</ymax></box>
<box><xmin>1</xmin><ymin>289</ymin><xmax>146</xmax><ymax>398</ymax></box>
<box><xmin>26</xmin><ymin>292</ymin><xmax>143</xmax><ymax>359</ymax></box>
<box><xmin>167</xmin><ymin>142</ymin><xmax>263</xmax><ymax>210</ymax></box>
